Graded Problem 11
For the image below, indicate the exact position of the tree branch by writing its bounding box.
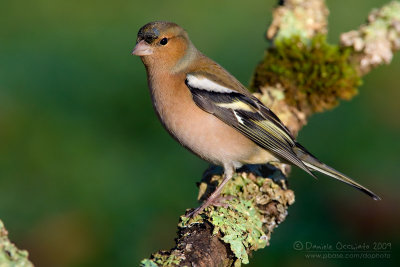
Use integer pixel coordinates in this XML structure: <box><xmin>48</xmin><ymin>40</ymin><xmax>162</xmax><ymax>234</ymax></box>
<box><xmin>141</xmin><ymin>1</ymin><xmax>400</xmax><ymax>266</ymax></box>
<box><xmin>340</xmin><ymin>1</ymin><xmax>400</xmax><ymax>75</ymax></box>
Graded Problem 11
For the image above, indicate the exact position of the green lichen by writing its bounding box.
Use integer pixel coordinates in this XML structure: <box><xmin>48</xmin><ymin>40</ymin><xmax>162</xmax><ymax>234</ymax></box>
<box><xmin>0</xmin><ymin>220</ymin><xmax>33</xmax><ymax>267</ymax></box>
<box><xmin>274</xmin><ymin>10</ymin><xmax>310</xmax><ymax>41</ymax></box>
<box><xmin>251</xmin><ymin>34</ymin><xmax>362</xmax><ymax>113</ymax></box>
<box><xmin>376</xmin><ymin>1</ymin><xmax>400</xmax><ymax>21</ymax></box>
<box><xmin>140</xmin><ymin>259</ymin><xmax>158</xmax><ymax>267</ymax></box>
<box><xmin>141</xmin><ymin>251</ymin><xmax>183</xmax><ymax>267</ymax></box>
<box><xmin>209</xmin><ymin>199</ymin><xmax>266</xmax><ymax>264</ymax></box>
<box><xmin>178</xmin><ymin>213</ymin><xmax>204</xmax><ymax>228</ymax></box>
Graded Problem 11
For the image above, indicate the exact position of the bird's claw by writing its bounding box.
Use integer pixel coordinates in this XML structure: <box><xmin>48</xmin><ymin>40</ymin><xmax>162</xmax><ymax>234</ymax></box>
<box><xmin>186</xmin><ymin>195</ymin><xmax>236</xmax><ymax>218</ymax></box>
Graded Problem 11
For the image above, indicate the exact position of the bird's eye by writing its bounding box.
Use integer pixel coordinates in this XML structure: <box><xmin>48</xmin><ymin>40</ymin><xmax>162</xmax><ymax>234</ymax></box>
<box><xmin>160</xmin><ymin>38</ymin><xmax>168</xmax><ymax>45</ymax></box>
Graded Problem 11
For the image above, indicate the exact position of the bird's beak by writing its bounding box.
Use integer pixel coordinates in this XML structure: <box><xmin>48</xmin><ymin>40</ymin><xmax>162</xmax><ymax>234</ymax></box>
<box><xmin>132</xmin><ymin>40</ymin><xmax>153</xmax><ymax>56</ymax></box>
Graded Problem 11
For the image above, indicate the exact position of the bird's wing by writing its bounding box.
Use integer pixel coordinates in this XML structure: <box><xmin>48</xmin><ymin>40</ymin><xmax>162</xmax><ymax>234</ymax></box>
<box><xmin>185</xmin><ymin>72</ymin><xmax>314</xmax><ymax>176</ymax></box>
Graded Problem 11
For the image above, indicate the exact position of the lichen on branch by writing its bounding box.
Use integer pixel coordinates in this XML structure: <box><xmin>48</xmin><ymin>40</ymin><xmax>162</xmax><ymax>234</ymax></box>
<box><xmin>341</xmin><ymin>1</ymin><xmax>400</xmax><ymax>74</ymax></box>
<box><xmin>0</xmin><ymin>220</ymin><xmax>33</xmax><ymax>267</ymax></box>
<box><xmin>267</xmin><ymin>0</ymin><xmax>329</xmax><ymax>41</ymax></box>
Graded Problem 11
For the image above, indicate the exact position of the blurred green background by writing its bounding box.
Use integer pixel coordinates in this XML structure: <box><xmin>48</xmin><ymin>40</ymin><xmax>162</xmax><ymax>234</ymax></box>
<box><xmin>0</xmin><ymin>0</ymin><xmax>399</xmax><ymax>266</ymax></box>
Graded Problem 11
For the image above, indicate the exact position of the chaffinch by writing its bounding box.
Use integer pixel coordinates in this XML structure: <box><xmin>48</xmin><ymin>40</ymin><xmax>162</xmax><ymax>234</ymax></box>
<box><xmin>132</xmin><ymin>21</ymin><xmax>380</xmax><ymax>216</ymax></box>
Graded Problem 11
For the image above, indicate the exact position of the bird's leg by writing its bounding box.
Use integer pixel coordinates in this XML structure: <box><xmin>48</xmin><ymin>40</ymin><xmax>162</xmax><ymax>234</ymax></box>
<box><xmin>269</xmin><ymin>161</ymin><xmax>291</xmax><ymax>176</ymax></box>
<box><xmin>187</xmin><ymin>165</ymin><xmax>234</xmax><ymax>218</ymax></box>
<box><xmin>211</xmin><ymin>195</ymin><xmax>235</xmax><ymax>208</ymax></box>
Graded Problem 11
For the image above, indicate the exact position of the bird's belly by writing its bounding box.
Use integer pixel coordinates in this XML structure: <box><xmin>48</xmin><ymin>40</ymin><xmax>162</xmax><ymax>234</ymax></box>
<box><xmin>167</xmin><ymin>107</ymin><xmax>254</xmax><ymax>166</ymax></box>
<box><xmin>151</xmin><ymin>84</ymin><xmax>276</xmax><ymax>166</ymax></box>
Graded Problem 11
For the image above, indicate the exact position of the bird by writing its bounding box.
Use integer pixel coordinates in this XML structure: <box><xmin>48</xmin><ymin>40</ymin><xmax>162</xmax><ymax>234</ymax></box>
<box><xmin>131</xmin><ymin>21</ymin><xmax>380</xmax><ymax>217</ymax></box>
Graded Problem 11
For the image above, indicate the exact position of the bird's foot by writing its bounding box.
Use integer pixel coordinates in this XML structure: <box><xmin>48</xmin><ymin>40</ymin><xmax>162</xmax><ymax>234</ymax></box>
<box><xmin>186</xmin><ymin>195</ymin><xmax>235</xmax><ymax>218</ymax></box>
<box><xmin>211</xmin><ymin>195</ymin><xmax>235</xmax><ymax>208</ymax></box>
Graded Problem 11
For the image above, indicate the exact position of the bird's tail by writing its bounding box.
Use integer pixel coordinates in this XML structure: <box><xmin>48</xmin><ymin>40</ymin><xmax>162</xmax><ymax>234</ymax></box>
<box><xmin>293</xmin><ymin>145</ymin><xmax>381</xmax><ymax>201</ymax></box>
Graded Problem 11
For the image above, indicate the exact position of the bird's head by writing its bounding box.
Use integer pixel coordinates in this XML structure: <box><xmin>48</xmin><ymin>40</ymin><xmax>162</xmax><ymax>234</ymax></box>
<box><xmin>132</xmin><ymin>21</ymin><xmax>194</xmax><ymax>69</ymax></box>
